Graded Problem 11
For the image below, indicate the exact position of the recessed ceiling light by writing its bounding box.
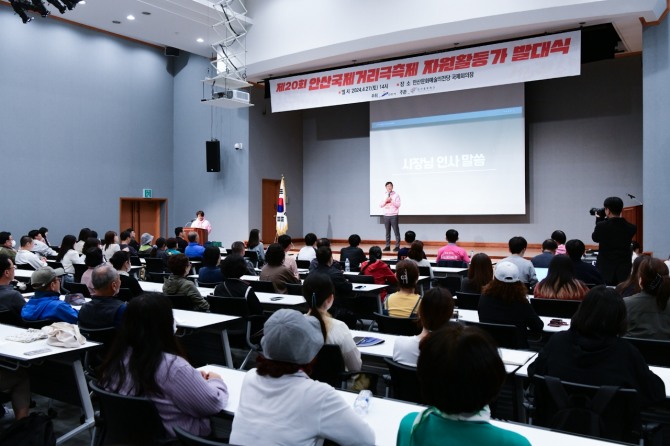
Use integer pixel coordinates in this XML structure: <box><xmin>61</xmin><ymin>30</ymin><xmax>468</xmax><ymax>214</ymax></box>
<box><xmin>197</xmin><ymin>38</ymin><xmax>204</xmax><ymax>43</ymax></box>
<box><xmin>141</xmin><ymin>11</ymin><xmax>151</xmax><ymax>15</ymax></box>
<box><xmin>127</xmin><ymin>15</ymin><xmax>135</xmax><ymax>21</ymax></box>
<box><xmin>112</xmin><ymin>20</ymin><xmax>121</xmax><ymax>24</ymax></box>
<box><xmin>79</xmin><ymin>0</ymin><xmax>86</xmax><ymax>4</ymax></box>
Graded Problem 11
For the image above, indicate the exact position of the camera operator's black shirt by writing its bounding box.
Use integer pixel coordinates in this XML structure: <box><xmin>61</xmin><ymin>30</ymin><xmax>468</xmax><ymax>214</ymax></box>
<box><xmin>592</xmin><ymin>217</ymin><xmax>636</xmax><ymax>285</ymax></box>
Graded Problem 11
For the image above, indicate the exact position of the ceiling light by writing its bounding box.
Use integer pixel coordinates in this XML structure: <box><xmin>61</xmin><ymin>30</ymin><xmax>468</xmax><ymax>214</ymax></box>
<box><xmin>127</xmin><ymin>14</ymin><xmax>135</xmax><ymax>20</ymax></box>
<box><xmin>79</xmin><ymin>0</ymin><xmax>85</xmax><ymax>4</ymax></box>
<box><xmin>197</xmin><ymin>38</ymin><xmax>204</xmax><ymax>43</ymax></box>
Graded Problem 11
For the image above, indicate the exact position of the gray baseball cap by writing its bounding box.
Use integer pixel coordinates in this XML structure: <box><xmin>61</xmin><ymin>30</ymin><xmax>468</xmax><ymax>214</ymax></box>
<box><xmin>494</xmin><ymin>261</ymin><xmax>520</xmax><ymax>283</ymax></box>
<box><xmin>261</xmin><ymin>309</ymin><xmax>324</xmax><ymax>364</ymax></box>
<box><xmin>31</xmin><ymin>266</ymin><xmax>66</xmax><ymax>289</ymax></box>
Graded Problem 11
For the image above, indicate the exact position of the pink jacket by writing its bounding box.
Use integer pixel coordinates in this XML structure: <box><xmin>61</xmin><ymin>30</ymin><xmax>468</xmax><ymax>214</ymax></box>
<box><xmin>379</xmin><ymin>192</ymin><xmax>401</xmax><ymax>216</ymax></box>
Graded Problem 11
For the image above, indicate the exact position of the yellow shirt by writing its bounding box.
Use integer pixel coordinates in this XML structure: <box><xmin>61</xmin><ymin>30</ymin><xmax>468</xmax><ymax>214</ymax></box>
<box><xmin>386</xmin><ymin>290</ymin><xmax>421</xmax><ymax>318</ymax></box>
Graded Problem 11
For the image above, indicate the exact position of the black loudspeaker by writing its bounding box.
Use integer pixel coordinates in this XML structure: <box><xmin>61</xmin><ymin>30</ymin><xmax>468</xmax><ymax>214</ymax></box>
<box><xmin>206</xmin><ymin>140</ymin><xmax>221</xmax><ymax>172</ymax></box>
<box><xmin>164</xmin><ymin>46</ymin><xmax>180</xmax><ymax>57</ymax></box>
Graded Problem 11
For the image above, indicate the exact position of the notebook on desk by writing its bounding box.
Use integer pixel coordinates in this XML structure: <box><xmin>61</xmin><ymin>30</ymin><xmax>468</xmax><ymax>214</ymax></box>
<box><xmin>354</xmin><ymin>336</ymin><xmax>385</xmax><ymax>347</ymax></box>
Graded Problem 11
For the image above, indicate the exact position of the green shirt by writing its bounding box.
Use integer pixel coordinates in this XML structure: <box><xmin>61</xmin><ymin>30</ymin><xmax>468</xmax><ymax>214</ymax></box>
<box><xmin>0</xmin><ymin>247</ymin><xmax>16</xmax><ymax>261</ymax></box>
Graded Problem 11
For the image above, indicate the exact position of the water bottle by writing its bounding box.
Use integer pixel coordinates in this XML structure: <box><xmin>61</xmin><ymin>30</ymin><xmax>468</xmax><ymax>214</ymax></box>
<box><xmin>470</xmin><ymin>249</ymin><xmax>474</xmax><ymax>259</ymax></box>
<box><xmin>345</xmin><ymin>258</ymin><xmax>350</xmax><ymax>272</ymax></box>
<box><xmin>353</xmin><ymin>390</ymin><xmax>372</xmax><ymax>416</ymax></box>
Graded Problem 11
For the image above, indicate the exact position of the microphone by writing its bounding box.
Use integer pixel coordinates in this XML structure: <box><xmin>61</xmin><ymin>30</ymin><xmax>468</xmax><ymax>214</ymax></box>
<box><xmin>388</xmin><ymin>192</ymin><xmax>391</xmax><ymax>198</ymax></box>
<box><xmin>627</xmin><ymin>193</ymin><xmax>636</xmax><ymax>199</ymax></box>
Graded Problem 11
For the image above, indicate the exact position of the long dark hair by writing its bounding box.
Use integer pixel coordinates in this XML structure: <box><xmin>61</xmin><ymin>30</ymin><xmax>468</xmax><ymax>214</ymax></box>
<box><xmin>616</xmin><ymin>254</ymin><xmax>648</xmax><ymax>297</ymax></box>
<box><xmin>638</xmin><ymin>257</ymin><xmax>670</xmax><ymax>311</ymax></box>
<box><xmin>481</xmin><ymin>278</ymin><xmax>528</xmax><ymax>304</ymax></box>
<box><xmin>538</xmin><ymin>255</ymin><xmax>584</xmax><ymax>296</ymax></box>
<box><xmin>303</xmin><ymin>273</ymin><xmax>335</xmax><ymax>341</ymax></box>
<box><xmin>103</xmin><ymin>231</ymin><xmax>117</xmax><ymax>250</ymax></box>
<box><xmin>56</xmin><ymin>235</ymin><xmax>77</xmax><ymax>262</ymax></box>
<box><xmin>248</xmin><ymin>229</ymin><xmax>260</xmax><ymax>249</ymax></box>
<box><xmin>467</xmin><ymin>253</ymin><xmax>493</xmax><ymax>293</ymax></box>
<box><xmin>407</xmin><ymin>240</ymin><xmax>425</xmax><ymax>262</ymax></box>
<box><xmin>98</xmin><ymin>293</ymin><xmax>186</xmax><ymax>396</ymax></box>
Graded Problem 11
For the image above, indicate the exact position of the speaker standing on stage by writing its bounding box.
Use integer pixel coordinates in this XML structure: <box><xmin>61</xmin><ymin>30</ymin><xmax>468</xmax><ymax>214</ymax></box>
<box><xmin>380</xmin><ymin>181</ymin><xmax>401</xmax><ymax>251</ymax></box>
<box><xmin>191</xmin><ymin>210</ymin><xmax>212</xmax><ymax>234</ymax></box>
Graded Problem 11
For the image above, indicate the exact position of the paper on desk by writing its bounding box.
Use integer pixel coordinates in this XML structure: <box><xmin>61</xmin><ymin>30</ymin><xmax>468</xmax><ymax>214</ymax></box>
<box><xmin>499</xmin><ymin>349</ymin><xmax>536</xmax><ymax>366</ymax></box>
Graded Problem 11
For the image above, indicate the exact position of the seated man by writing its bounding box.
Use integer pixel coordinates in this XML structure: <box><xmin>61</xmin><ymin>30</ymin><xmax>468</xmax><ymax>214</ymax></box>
<box><xmin>165</xmin><ymin>238</ymin><xmax>181</xmax><ymax>256</ymax></box>
<box><xmin>184</xmin><ymin>232</ymin><xmax>205</xmax><ymax>258</ymax></box>
<box><xmin>79</xmin><ymin>264</ymin><xmax>126</xmax><ymax>328</ymax></box>
<box><xmin>397</xmin><ymin>230</ymin><xmax>421</xmax><ymax>261</ymax></box>
<box><xmin>436</xmin><ymin>229</ymin><xmax>470</xmax><ymax>265</ymax></box>
<box><xmin>340</xmin><ymin>234</ymin><xmax>366</xmax><ymax>271</ymax></box>
<box><xmin>308</xmin><ymin>238</ymin><xmax>341</xmax><ymax>272</ymax></box>
<box><xmin>22</xmin><ymin>266</ymin><xmax>78</xmax><ymax>323</ymax></box>
<box><xmin>0</xmin><ymin>232</ymin><xmax>16</xmax><ymax>261</ymax></box>
<box><xmin>118</xmin><ymin>230</ymin><xmax>138</xmax><ymax>256</ymax></box>
<box><xmin>174</xmin><ymin>226</ymin><xmax>189</xmax><ymax>253</ymax></box>
<box><xmin>531</xmin><ymin>239</ymin><xmax>557</xmax><ymax>268</ymax></box>
<box><xmin>499</xmin><ymin>236</ymin><xmax>537</xmax><ymax>287</ymax></box>
<box><xmin>297</xmin><ymin>232</ymin><xmax>317</xmax><ymax>262</ymax></box>
<box><xmin>0</xmin><ymin>254</ymin><xmax>26</xmax><ymax>323</ymax></box>
<box><xmin>312</xmin><ymin>246</ymin><xmax>353</xmax><ymax>299</ymax></box>
<box><xmin>28</xmin><ymin>229</ymin><xmax>57</xmax><ymax>257</ymax></box>
<box><xmin>566</xmin><ymin>239</ymin><xmax>604</xmax><ymax>286</ymax></box>
<box><xmin>231</xmin><ymin>240</ymin><xmax>256</xmax><ymax>276</ymax></box>
<box><xmin>15</xmin><ymin>236</ymin><xmax>47</xmax><ymax>270</ymax></box>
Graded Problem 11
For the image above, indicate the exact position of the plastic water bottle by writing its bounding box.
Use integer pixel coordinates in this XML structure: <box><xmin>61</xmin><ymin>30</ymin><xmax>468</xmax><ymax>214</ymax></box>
<box><xmin>345</xmin><ymin>258</ymin><xmax>351</xmax><ymax>272</ymax></box>
<box><xmin>353</xmin><ymin>390</ymin><xmax>372</xmax><ymax>416</ymax></box>
<box><xmin>470</xmin><ymin>249</ymin><xmax>474</xmax><ymax>259</ymax></box>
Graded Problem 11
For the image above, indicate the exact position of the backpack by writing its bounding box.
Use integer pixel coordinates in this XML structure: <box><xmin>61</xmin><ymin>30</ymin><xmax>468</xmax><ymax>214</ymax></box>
<box><xmin>0</xmin><ymin>412</ymin><xmax>56</xmax><ymax>446</ymax></box>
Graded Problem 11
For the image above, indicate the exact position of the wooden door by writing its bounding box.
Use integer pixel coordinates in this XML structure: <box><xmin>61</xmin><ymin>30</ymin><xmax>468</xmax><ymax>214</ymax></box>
<box><xmin>119</xmin><ymin>198</ymin><xmax>168</xmax><ymax>240</ymax></box>
<box><xmin>262</xmin><ymin>179</ymin><xmax>280</xmax><ymax>244</ymax></box>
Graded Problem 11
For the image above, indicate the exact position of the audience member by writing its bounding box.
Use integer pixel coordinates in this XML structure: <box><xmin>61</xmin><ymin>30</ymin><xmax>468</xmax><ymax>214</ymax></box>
<box><xmin>174</xmin><ymin>227</ymin><xmax>188</xmax><ymax>253</ymax></box>
<box><xmin>478</xmin><ymin>261</ymin><xmax>543</xmax><ymax>348</ymax></box>
<box><xmin>625</xmin><ymin>257</ymin><xmax>670</xmax><ymax>339</ymax></box>
<box><xmin>397</xmin><ymin>230</ymin><xmax>418</xmax><ymax>260</ymax></box>
<box><xmin>308</xmin><ymin>238</ymin><xmax>341</xmax><ymax>272</ymax></box>
<box><xmin>260</xmin><ymin>243</ymin><xmax>300</xmax><ymax>294</ymax></box>
<box><xmin>38</xmin><ymin>227</ymin><xmax>50</xmax><ymax>246</ymax></box>
<box><xmin>119</xmin><ymin>230</ymin><xmax>138</xmax><ymax>256</ymax></box>
<box><xmin>81</xmin><ymin>248</ymin><xmax>104</xmax><ymax>296</ymax></box>
<box><xmin>297</xmin><ymin>232</ymin><xmax>317</xmax><ymax>262</ymax></box>
<box><xmin>15</xmin><ymin>236</ymin><xmax>47</xmax><ymax>270</ymax></box>
<box><xmin>616</xmin><ymin>254</ymin><xmax>648</xmax><ymax>297</ymax></box>
<box><xmin>82</xmin><ymin>237</ymin><xmax>101</xmax><ymax>256</ymax></box>
<box><xmin>154</xmin><ymin>237</ymin><xmax>169</xmax><ymax>264</ymax></box>
<box><xmin>565</xmin><ymin>239</ymin><xmax>604</xmax><ymax>285</ymax></box>
<box><xmin>109</xmin><ymin>251</ymin><xmax>143</xmax><ymax>298</ymax></box>
<box><xmin>592</xmin><ymin>196</ymin><xmax>637</xmax><ymax>285</ymax></box>
<box><xmin>125</xmin><ymin>227</ymin><xmax>140</xmax><ymax>251</ymax></box>
<box><xmin>213</xmin><ymin>255</ymin><xmax>263</xmax><ymax>315</ymax></box>
<box><xmin>231</xmin><ymin>241</ymin><xmax>256</xmax><ymax>276</ymax></box>
<box><xmin>0</xmin><ymin>231</ymin><xmax>16</xmax><ymax>261</ymax></box>
<box><xmin>310</xmin><ymin>246</ymin><xmax>352</xmax><ymax>299</ymax></box>
<box><xmin>499</xmin><ymin>236</ymin><xmax>537</xmax><ymax>287</ymax></box>
<box><xmin>79</xmin><ymin>264</ymin><xmax>126</xmax><ymax>328</ymax></box>
<box><xmin>460</xmin><ymin>253</ymin><xmax>493</xmax><ymax>294</ymax></box>
<box><xmin>631</xmin><ymin>241</ymin><xmax>642</xmax><ymax>261</ymax></box>
<box><xmin>28</xmin><ymin>229</ymin><xmax>57</xmax><ymax>257</ymax></box>
<box><xmin>393</xmin><ymin>287</ymin><xmax>454</xmax><ymax>367</ymax></box>
<box><xmin>163</xmin><ymin>254</ymin><xmax>209</xmax><ymax>311</ymax></box>
<box><xmin>407</xmin><ymin>240</ymin><xmax>433</xmax><ymax>279</ymax></box>
<box><xmin>74</xmin><ymin>228</ymin><xmax>92</xmax><ymax>253</ymax></box>
<box><xmin>102</xmin><ymin>230</ymin><xmax>121</xmax><ymax>261</ymax></box>
<box><xmin>532</xmin><ymin>255</ymin><xmax>589</xmax><ymax>300</ymax></box>
<box><xmin>99</xmin><ymin>293</ymin><xmax>228</xmax><ymax>437</ymax></box>
<box><xmin>304</xmin><ymin>273</ymin><xmax>362</xmax><ymax>372</ymax></box>
<box><xmin>528</xmin><ymin>286</ymin><xmax>665</xmax><ymax>408</ymax></box>
<box><xmin>229</xmin><ymin>309</ymin><xmax>375</xmax><ymax>446</ymax></box>
<box><xmin>138</xmin><ymin>232</ymin><xmax>154</xmax><ymax>258</ymax></box>
<box><xmin>551</xmin><ymin>229</ymin><xmax>567</xmax><ymax>255</ymax></box>
<box><xmin>396</xmin><ymin>324</ymin><xmax>531</xmax><ymax>446</ymax></box>
<box><xmin>386</xmin><ymin>260</ymin><xmax>420</xmax><ymax>318</ymax></box>
<box><xmin>0</xmin><ymin>254</ymin><xmax>25</xmax><ymax>322</ymax></box>
<box><xmin>360</xmin><ymin>246</ymin><xmax>397</xmax><ymax>301</ymax></box>
<box><xmin>340</xmin><ymin>234</ymin><xmax>366</xmax><ymax>271</ymax></box>
<box><xmin>198</xmin><ymin>246</ymin><xmax>224</xmax><ymax>284</ymax></box>
<box><xmin>22</xmin><ymin>266</ymin><xmax>78</xmax><ymax>323</ymax></box>
<box><xmin>184</xmin><ymin>232</ymin><xmax>205</xmax><ymax>258</ymax></box>
<box><xmin>165</xmin><ymin>238</ymin><xmax>181</xmax><ymax>256</ymax></box>
<box><xmin>531</xmin><ymin>239</ymin><xmax>557</xmax><ymax>268</ymax></box>
<box><xmin>278</xmin><ymin>234</ymin><xmax>299</xmax><ymax>278</ymax></box>
<box><xmin>56</xmin><ymin>234</ymin><xmax>84</xmax><ymax>279</ymax></box>
<box><xmin>436</xmin><ymin>229</ymin><xmax>470</xmax><ymax>265</ymax></box>
<box><xmin>247</xmin><ymin>229</ymin><xmax>265</xmax><ymax>266</ymax></box>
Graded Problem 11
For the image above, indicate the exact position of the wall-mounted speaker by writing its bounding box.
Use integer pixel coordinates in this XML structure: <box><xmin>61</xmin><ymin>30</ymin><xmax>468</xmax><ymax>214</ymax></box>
<box><xmin>206</xmin><ymin>140</ymin><xmax>221</xmax><ymax>172</ymax></box>
<box><xmin>164</xmin><ymin>46</ymin><xmax>180</xmax><ymax>57</ymax></box>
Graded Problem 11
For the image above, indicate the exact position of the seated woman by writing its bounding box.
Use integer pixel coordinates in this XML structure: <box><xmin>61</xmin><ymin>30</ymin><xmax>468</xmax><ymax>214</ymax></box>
<box><xmin>81</xmin><ymin>248</ymin><xmax>104</xmax><ymax>296</ymax></box>
<box><xmin>532</xmin><ymin>255</ymin><xmax>589</xmax><ymax>300</ymax></box>
<box><xmin>138</xmin><ymin>233</ymin><xmax>155</xmax><ymax>258</ymax></box>
<box><xmin>246</xmin><ymin>228</ymin><xmax>265</xmax><ymax>266</ymax></box>
<box><xmin>360</xmin><ymin>245</ymin><xmax>398</xmax><ymax>301</ymax></box>
<box><xmin>616</xmin><ymin>254</ymin><xmax>648</xmax><ymax>298</ymax></box>
<box><xmin>396</xmin><ymin>324</ymin><xmax>531</xmax><ymax>446</ymax></box>
<box><xmin>386</xmin><ymin>260</ymin><xmax>421</xmax><ymax>318</ymax></box>
<box><xmin>393</xmin><ymin>287</ymin><xmax>455</xmax><ymax>367</ymax></box>
<box><xmin>624</xmin><ymin>257</ymin><xmax>670</xmax><ymax>339</ymax></box>
<box><xmin>98</xmin><ymin>293</ymin><xmax>228</xmax><ymax>437</ymax></box>
<box><xmin>213</xmin><ymin>254</ymin><xmax>263</xmax><ymax>315</ymax></box>
<box><xmin>163</xmin><ymin>254</ymin><xmax>209</xmax><ymax>311</ymax></box>
<box><xmin>460</xmin><ymin>253</ymin><xmax>493</xmax><ymax>294</ymax></box>
<box><xmin>109</xmin><ymin>250</ymin><xmax>143</xmax><ymax>298</ymax></box>
<box><xmin>229</xmin><ymin>309</ymin><xmax>375</xmax><ymax>446</ymax></box>
<box><xmin>478</xmin><ymin>261</ymin><xmax>543</xmax><ymax>348</ymax></box>
<box><xmin>198</xmin><ymin>246</ymin><xmax>223</xmax><ymax>285</ymax></box>
<box><xmin>407</xmin><ymin>240</ymin><xmax>434</xmax><ymax>279</ymax></box>
<box><xmin>304</xmin><ymin>273</ymin><xmax>362</xmax><ymax>372</ymax></box>
<box><xmin>260</xmin><ymin>243</ymin><xmax>300</xmax><ymax>294</ymax></box>
<box><xmin>57</xmin><ymin>234</ymin><xmax>84</xmax><ymax>281</ymax></box>
<box><xmin>529</xmin><ymin>286</ymin><xmax>665</xmax><ymax>408</ymax></box>
<box><xmin>102</xmin><ymin>230</ymin><xmax>121</xmax><ymax>262</ymax></box>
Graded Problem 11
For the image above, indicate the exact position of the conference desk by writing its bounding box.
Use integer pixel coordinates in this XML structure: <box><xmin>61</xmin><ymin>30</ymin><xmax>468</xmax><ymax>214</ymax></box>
<box><xmin>172</xmin><ymin>309</ymin><xmax>239</xmax><ymax>368</ymax></box>
<box><xmin>455</xmin><ymin>309</ymin><xmax>571</xmax><ymax>333</ymax></box>
<box><xmin>13</xmin><ymin>269</ymin><xmax>33</xmax><ymax>279</ymax></box>
<box><xmin>0</xmin><ymin>323</ymin><xmax>98</xmax><ymax>444</ymax></box>
<box><xmin>199</xmin><ymin>365</ymin><xmax>619</xmax><ymax>446</ymax></box>
<box><xmin>389</xmin><ymin>264</ymin><xmax>468</xmax><ymax>277</ymax></box>
<box><xmin>240</xmin><ymin>275</ymin><xmax>389</xmax><ymax>293</ymax></box>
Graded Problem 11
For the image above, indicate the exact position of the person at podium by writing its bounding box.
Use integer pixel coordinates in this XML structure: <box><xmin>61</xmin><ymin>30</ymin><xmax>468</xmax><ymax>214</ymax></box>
<box><xmin>190</xmin><ymin>210</ymin><xmax>212</xmax><ymax>234</ymax></box>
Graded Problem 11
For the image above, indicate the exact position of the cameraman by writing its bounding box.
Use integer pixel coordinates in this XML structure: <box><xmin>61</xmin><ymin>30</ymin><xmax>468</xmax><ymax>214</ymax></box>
<box><xmin>591</xmin><ymin>196</ymin><xmax>637</xmax><ymax>285</ymax></box>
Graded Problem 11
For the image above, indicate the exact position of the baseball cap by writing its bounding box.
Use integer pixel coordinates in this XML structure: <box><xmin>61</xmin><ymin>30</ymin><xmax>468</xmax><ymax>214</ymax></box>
<box><xmin>261</xmin><ymin>309</ymin><xmax>324</xmax><ymax>364</ymax></box>
<box><xmin>31</xmin><ymin>266</ymin><xmax>66</xmax><ymax>289</ymax></box>
<box><xmin>494</xmin><ymin>261</ymin><xmax>520</xmax><ymax>283</ymax></box>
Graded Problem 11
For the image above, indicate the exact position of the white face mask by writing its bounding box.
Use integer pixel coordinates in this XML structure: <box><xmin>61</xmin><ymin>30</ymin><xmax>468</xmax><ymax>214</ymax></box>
<box><xmin>10</xmin><ymin>240</ymin><xmax>16</xmax><ymax>248</ymax></box>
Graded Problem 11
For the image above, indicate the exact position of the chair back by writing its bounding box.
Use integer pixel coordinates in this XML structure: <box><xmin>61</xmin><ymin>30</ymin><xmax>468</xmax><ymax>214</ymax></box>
<box><xmin>0</xmin><ymin>309</ymin><xmax>23</xmax><ymax>327</ymax></box>
<box><xmin>531</xmin><ymin>375</ymin><xmax>641</xmax><ymax>443</ymax></box>
<box><xmin>173</xmin><ymin>426</ymin><xmax>232</xmax><ymax>445</ymax></box>
<box><xmin>129</xmin><ymin>255</ymin><xmax>142</xmax><ymax>266</ymax></box>
<box><xmin>144</xmin><ymin>257</ymin><xmax>166</xmax><ymax>274</ymax></box>
<box><xmin>296</xmin><ymin>259</ymin><xmax>311</xmax><ymax>269</ymax></box>
<box><xmin>166</xmin><ymin>294</ymin><xmax>193</xmax><ymax>310</ymax></box>
<box><xmin>78</xmin><ymin>326</ymin><xmax>117</xmax><ymax>376</ymax></box>
<box><xmin>117</xmin><ymin>287</ymin><xmax>132</xmax><ymax>302</ymax></box>
<box><xmin>73</xmin><ymin>264</ymin><xmax>88</xmax><ymax>283</ymax></box>
<box><xmin>373</xmin><ymin>312</ymin><xmax>421</xmax><ymax>336</ymax></box>
<box><xmin>244</xmin><ymin>250</ymin><xmax>259</xmax><ymax>267</ymax></box>
<box><xmin>89</xmin><ymin>380</ymin><xmax>168</xmax><ymax>445</ymax></box>
<box><xmin>465</xmin><ymin>320</ymin><xmax>525</xmax><ymax>349</ymax></box>
<box><xmin>436</xmin><ymin>276</ymin><xmax>461</xmax><ymax>295</ymax></box>
<box><xmin>417</xmin><ymin>266</ymin><xmax>431</xmax><ymax>277</ymax></box>
<box><xmin>198</xmin><ymin>281</ymin><xmax>221</xmax><ymax>289</ymax></box>
<box><xmin>437</xmin><ymin>260</ymin><xmax>468</xmax><ymax>268</ymax></box>
<box><xmin>530</xmin><ymin>298</ymin><xmax>580</xmax><ymax>318</ymax></box>
<box><xmin>383</xmin><ymin>357</ymin><xmax>423</xmax><ymax>404</ymax></box>
<box><xmin>284</xmin><ymin>282</ymin><xmax>303</xmax><ymax>295</ymax></box>
<box><xmin>455</xmin><ymin>292</ymin><xmax>481</xmax><ymax>310</ymax></box>
<box><xmin>22</xmin><ymin>318</ymin><xmax>53</xmax><ymax>329</ymax></box>
<box><xmin>63</xmin><ymin>281</ymin><xmax>91</xmax><ymax>297</ymax></box>
<box><xmin>16</xmin><ymin>263</ymin><xmax>35</xmax><ymax>271</ymax></box>
<box><xmin>206</xmin><ymin>295</ymin><xmax>250</xmax><ymax>317</ymax></box>
<box><xmin>311</xmin><ymin>344</ymin><xmax>346</xmax><ymax>388</ymax></box>
<box><xmin>247</xmin><ymin>280</ymin><xmax>276</xmax><ymax>294</ymax></box>
<box><xmin>348</xmin><ymin>274</ymin><xmax>375</xmax><ymax>284</ymax></box>
<box><xmin>623</xmin><ymin>337</ymin><xmax>670</xmax><ymax>367</ymax></box>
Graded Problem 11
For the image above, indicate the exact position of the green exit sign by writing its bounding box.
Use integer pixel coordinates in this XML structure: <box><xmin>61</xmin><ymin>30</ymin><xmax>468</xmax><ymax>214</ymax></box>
<box><xmin>143</xmin><ymin>189</ymin><xmax>153</xmax><ymax>198</ymax></box>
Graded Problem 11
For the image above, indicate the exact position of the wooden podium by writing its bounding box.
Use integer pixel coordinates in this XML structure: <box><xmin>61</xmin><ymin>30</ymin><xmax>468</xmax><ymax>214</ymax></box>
<box><xmin>622</xmin><ymin>205</ymin><xmax>643</xmax><ymax>248</ymax></box>
<box><xmin>184</xmin><ymin>227</ymin><xmax>208</xmax><ymax>246</ymax></box>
